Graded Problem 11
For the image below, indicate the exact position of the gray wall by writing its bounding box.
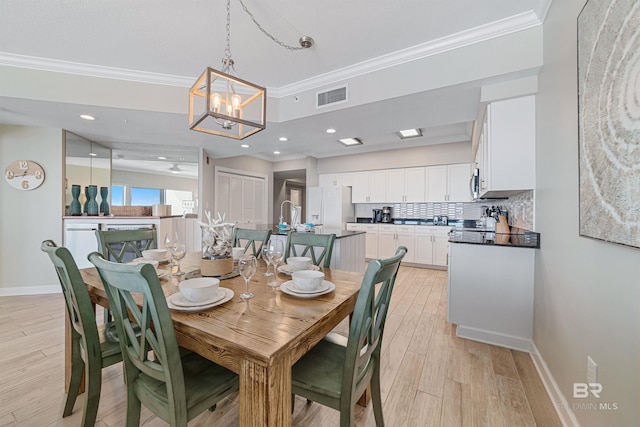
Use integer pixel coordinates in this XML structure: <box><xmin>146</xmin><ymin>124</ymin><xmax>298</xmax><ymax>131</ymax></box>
<box><xmin>0</xmin><ymin>125</ymin><xmax>63</xmax><ymax>293</ymax></box>
<box><xmin>535</xmin><ymin>2</ymin><xmax>638</xmax><ymax>425</ymax></box>
<box><xmin>317</xmin><ymin>141</ymin><xmax>472</xmax><ymax>174</ymax></box>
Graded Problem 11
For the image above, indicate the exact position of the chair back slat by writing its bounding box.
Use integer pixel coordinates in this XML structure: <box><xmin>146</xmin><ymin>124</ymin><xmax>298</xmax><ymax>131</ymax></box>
<box><xmin>95</xmin><ymin>229</ymin><xmax>157</xmax><ymax>263</ymax></box>
<box><xmin>41</xmin><ymin>240</ymin><xmax>101</xmax><ymax>355</ymax></box>
<box><xmin>284</xmin><ymin>232</ymin><xmax>336</xmax><ymax>268</ymax></box>
<box><xmin>343</xmin><ymin>246</ymin><xmax>407</xmax><ymax>402</ymax></box>
<box><xmin>88</xmin><ymin>252</ymin><xmax>187</xmax><ymax>399</ymax></box>
<box><xmin>232</xmin><ymin>228</ymin><xmax>272</xmax><ymax>258</ymax></box>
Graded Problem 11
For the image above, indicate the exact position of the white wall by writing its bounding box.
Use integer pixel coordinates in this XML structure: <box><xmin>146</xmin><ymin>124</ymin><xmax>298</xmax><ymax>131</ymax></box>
<box><xmin>535</xmin><ymin>2</ymin><xmax>638</xmax><ymax>426</ymax></box>
<box><xmin>0</xmin><ymin>125</ymin><xmax>63</xmax><ymax>294</ymax></box>
<box><xmin>112</xmin><ymin>170</ymin><xmax>197</xmax><ymax>193</ymax></box>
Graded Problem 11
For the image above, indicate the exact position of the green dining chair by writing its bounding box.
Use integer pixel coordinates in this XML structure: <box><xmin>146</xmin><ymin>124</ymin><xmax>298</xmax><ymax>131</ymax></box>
<box><xmin>232</xmin><ymin>228</ymin><xmax>272</xmax><ymax>258</ymax></box>
<box><xmin>41</xmin><ymin>240</ymin><xmax>123</xmax><ymax>427</ymax></box>
<box><xmin>284</xmin><ymin>232</ymin><xmax>336</xmax><ymax>268</ymax></box>
<box><xmin>95</xmin><ymin>228</ymin><xmax>158</xmax><ymax>324</ymax></box>
<box><xmin>95</xmin><ymin>228</ymin><xmax>157</xmax><ymax>263</ymax></box>
<box><xmin>291</xmin><ymin>246</ymin><xmax>407</xmax><ymax>427</ymax></box>
<box><xmin>88</xmin><ymin>252</ymin><xmax>239</xmax><ymax>427</ymax></box>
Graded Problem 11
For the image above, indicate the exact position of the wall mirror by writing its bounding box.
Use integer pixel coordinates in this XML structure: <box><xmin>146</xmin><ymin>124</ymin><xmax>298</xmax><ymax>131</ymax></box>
<box><xmin>64</xmin><ymin>131</ymin><xmax>111</xmax><ymax>212</ymax></box>
<box><xmin>109</xmin><ymin>143</ymin><xmax>199</xmax><ymax>216</ymax></box>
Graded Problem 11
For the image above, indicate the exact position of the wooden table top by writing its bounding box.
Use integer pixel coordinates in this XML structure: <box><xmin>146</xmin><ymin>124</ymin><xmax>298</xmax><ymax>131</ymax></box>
<box><xmin>80</xmin><ymin>252</ymin><xmax>364</xmax><ymax>373</ymax></box>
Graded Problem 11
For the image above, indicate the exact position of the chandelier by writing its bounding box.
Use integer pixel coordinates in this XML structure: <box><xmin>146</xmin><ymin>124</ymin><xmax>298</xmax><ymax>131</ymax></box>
<box><xmin>189</xmin><ymin>0</ymin><xmax>313</xmax><ymax>140</ymax></box>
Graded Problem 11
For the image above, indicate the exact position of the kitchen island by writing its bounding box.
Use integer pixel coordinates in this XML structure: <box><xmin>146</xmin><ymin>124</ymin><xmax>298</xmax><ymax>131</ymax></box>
<box><xmin>253</xmin><ymin>224</ymin><xmax>366</xmax><ymax>273</ymax></box>
<box><xmin>447</xmin><ymin>227</ymin><xmax>540</xmax><ymax>351</ymax></box>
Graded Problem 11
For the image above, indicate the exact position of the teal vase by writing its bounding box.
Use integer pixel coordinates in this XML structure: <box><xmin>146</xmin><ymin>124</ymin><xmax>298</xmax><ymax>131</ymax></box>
<box><xmin>83</xmin><ymin>186</ymin><xmax>89</xmax><ymax>214</ymax></box>
<box><xmin>86</xmin><ymin>185</ymin><xmax>99</xmax><ymax>216</ymax></box>
<box><xmin>70</xmin><ymin>185</ymin><xmax>82</xmax><ymax>215</ymax></box>
<box><xmin>99</xmin><ymin>186</ymin><xmax>110</xmax><ymax>215</ymax></box>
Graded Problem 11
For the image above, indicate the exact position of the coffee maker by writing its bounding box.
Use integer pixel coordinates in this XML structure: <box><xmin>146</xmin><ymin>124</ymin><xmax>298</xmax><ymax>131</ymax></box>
<box><xmin>381</xmin><ymin>206</ymin><xmax>392</xmax><ymax>223</ymax></box>
<box><xmin>372</xmin><ymin>209</ymin><xmax>383</xmax><ymax>223</ymax></box>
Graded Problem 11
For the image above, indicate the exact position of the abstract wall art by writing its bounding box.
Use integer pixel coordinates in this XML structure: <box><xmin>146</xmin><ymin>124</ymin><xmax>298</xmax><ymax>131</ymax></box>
<box><xmin>578</xmin><ymin>0</ymin><xmax>640</xmax><ymax>248</ymax></box>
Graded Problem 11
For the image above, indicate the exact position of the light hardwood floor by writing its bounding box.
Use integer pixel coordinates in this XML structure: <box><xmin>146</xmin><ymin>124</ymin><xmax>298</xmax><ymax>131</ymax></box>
<box><xmin>0</xmin><ymin>265</ymin><xmax>562</xmax><ymax>426</ymax></box>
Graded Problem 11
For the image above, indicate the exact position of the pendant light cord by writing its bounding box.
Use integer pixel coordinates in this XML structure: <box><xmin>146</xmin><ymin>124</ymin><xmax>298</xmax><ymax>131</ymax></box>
<box><xmin>236</xmin><ymin>0</ymin><xmax>310</xmax><ymax>51</ymax></box>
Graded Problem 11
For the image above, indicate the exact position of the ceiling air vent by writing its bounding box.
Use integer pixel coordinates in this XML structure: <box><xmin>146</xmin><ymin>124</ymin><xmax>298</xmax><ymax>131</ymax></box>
<box><xmin>316</xmin><ymin>86</ymin><xmax>348</xmax><ymax>108</ymax></box>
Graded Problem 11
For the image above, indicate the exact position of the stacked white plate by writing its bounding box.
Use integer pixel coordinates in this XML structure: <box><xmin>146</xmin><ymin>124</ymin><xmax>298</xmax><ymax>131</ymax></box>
<box><xmin>277</xmin><ymin>264</ymin><xmax>320</xmax><ymax>276</ymax></box>
<box><xmin>279</xmin><ymin>280</ymin><xmax>335</xmax><ymax>298</ymax></box>
<box><xmin>166</xmin><ymin>288</ymin><xmax>234</xmax><ymax>311</ymax></box>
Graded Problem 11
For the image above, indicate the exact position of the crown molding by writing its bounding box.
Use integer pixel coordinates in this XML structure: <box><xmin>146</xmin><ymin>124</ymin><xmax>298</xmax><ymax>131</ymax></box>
<box><xmin>271</xmin><ymin>11</ymin><xmax>543</xmax><ymax>98</ymax></box>
<box><xmin>0</xmin><ymin>52</ymin><xmax>193</xmax><ymax>87</ymax></box>
<box><xmin>0</xmin><ymin>11</ymin><xmax>542</xmax><ymax>97</ymax></box>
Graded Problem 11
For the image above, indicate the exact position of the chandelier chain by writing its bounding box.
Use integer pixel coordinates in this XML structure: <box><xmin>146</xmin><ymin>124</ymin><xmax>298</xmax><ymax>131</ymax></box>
<box><xmin>224</xmin><ymin>0</ymin><xmax>233</xmax><ymax>60</ymax></box>
<box><xmin>237</xmin><ymin>0</ymin><xmax>307</xmax><ymax>51</ymax></box>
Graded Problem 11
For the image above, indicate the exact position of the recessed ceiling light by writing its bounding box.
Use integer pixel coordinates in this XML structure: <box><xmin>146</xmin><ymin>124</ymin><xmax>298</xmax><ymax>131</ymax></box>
<box><xmin>279</xmin><ymin>137</ymin><xmax>288</xmax><ymax>142</ymax></box>
<box><xmin>241</xmin><ymin>144</ymin><xmax>250</xmax><ymax>148</ymax></box>
<box><xmin>273</xmin><ymin>151</ymin><xmax>281</xmax><ymax>155</ymax></box>
<box><xmin>398</xmin><ymin>128</ymin><xmax>422</xmax><ymax>139</ymax></box>
<box><xmin>170</xmin><ymin>170</ymin><xmax>180</xmax><ymax>174</ymax></box>
<box><xmin>326</xmin><ymin>128</ymin><xmax>336</xmax><ymax>134</ymax></box>
<box><xmin>80</xmin><ymin>114</ymin><xmax>96</xmax><ymax>121</ymax></box>
<box><xmin>157</xmin><ymin>156</ymin><xmax>167</xmax><ymax>160</ymax></box>
<box><xmin>338</xmin><ymin>137</ymin><xmax>363</xmax><ymax>146</ymax></box>
<box><xmin>89</xmin><ymin>152</ymin><xmax>97</xmax><ymax>157</ymax></box>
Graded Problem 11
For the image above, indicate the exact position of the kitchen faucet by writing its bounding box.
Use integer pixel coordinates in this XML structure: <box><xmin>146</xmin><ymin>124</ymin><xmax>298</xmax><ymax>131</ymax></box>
<box><xmin>279</xmin><ymin>200</ymin><xmax>301</xmax><ymax>227</ymax></box>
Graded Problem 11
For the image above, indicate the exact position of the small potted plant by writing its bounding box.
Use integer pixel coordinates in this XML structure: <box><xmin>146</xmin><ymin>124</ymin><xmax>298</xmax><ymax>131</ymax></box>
<box><xmin>199</xmin><ymin>211</ymin><xmax>235</xmax><ymax>276</ymax></box>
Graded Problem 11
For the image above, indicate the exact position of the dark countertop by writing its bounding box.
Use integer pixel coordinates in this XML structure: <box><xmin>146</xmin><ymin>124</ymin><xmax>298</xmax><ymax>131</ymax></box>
<box><xmin>252</xmin><ymin>224</ymin><xmax>365</xmax><ymax>239</ymax></box>
<box><xmin>350</xmin><ymin>218</ymin><xmax>472</xmax><ymax>227</ymax></box>
<box><xmin>448</xmin><ymin>227</ymin><xmax>540</xmax><ymax>249</ymax></box>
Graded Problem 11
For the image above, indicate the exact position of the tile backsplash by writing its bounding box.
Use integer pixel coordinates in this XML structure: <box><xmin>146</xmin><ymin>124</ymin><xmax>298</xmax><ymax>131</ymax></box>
<box><xmin>354</xmin><ymin>190</ymin><xmax>535</xmax><ymax>230</ymax></box>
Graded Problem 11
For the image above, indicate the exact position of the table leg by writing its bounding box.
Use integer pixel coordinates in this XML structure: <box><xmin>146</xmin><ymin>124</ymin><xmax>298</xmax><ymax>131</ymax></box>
<box><xmin>239</xmin><ymin>355</ymin><xmax>291</xmax><ymax>427</ymax></box>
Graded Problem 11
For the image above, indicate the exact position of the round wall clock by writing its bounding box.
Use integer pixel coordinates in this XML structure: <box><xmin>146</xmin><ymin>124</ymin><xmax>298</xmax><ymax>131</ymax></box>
<box><xmin>4</xmin><ymin>160</ymin><xmax>46</xmax><ymax>190</ymax></box>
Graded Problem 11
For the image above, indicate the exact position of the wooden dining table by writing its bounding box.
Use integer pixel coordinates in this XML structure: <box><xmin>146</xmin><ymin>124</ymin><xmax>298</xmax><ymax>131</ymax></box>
<box><xmin>74</xmin><ymin>252</ymin><xmax>364</xmax><ymax>426</ymax></box>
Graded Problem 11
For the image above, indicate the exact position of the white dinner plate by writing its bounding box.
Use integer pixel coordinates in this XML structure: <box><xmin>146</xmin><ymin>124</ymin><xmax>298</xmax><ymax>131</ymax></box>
<box><xmin>167</xmin><ymin>288</ymin><xmax>234</xmax><ymax>311</ymax></box>
<box><xmin>277</xmin><ymin>264</ymin><xmax>320</xmax><ymax>276</ymax></box>
<box><xmin>169</xmin><ymin>288</ymin><xmax>226</xmax><ymax>307</ymax></box>
<box><xmin>280</xmin><ymin>280</ymin><xmax>335</xmax><ymax>298</ymax></box>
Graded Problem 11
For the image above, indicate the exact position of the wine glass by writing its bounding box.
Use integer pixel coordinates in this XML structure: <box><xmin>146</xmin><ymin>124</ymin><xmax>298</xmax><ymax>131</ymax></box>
<box><xmin>164</xmin><ymin>232</ymin><xmax>178</xmax><ymax>266</ymax></box>
<box><xmin>267</xmin><ymin>239</ymin><xmax>284</xmax><ymax>288</ymax></box>
<box><xmin>262</xmin><ymin>244</ymin><xmax>274</xmax><ymax>277</ymax></box>
<box><xmin>238</xmin><ymin>255</ymin><xmax>257</xmax><ymax>300</ymax></box>
<box><xmin>171</xmin><ymin>243</ymin><xmax>186</xmax><ymax>276</ymax></box>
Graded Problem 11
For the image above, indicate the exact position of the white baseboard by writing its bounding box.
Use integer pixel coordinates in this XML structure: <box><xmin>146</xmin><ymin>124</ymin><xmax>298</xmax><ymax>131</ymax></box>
<box><xmin>456</xmin><ymin>325</ymin><xmax>533</xmax><ymax>352</ymax></box>
<box><xmin>530</xmin><ymin>343</ymin><xmax>581</xmax><ymax>427</ymax></box>
<box><xmin>0</xmin><ymin>285</ymin><xmax>61</xmax><ymax>296</ymax></box>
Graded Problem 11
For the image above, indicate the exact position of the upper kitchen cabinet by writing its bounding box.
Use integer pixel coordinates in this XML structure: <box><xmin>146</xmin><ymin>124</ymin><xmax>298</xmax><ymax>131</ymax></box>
<box><xmin>351</xmin><ymin>171</ymin><xmax>386</xmax><ymax>203</ymax></box>
<box><xmin>477</xmin><ymin>95</ymin><xmax>535</xmax><ymax>198</ymax></box>
<box><xmin>386</xmin><ymin>167</ymin><xmax>426</xmax><ymax>203</ymax></box>
<box><xmin>425</xmin><ymin>163</ymin><xmax>472</xmax><ymax>202</ymax></box>
<box><xmin>318</xmin><ymin>172</ymin><xmax>353</xmax><ymax>188</ymax></box>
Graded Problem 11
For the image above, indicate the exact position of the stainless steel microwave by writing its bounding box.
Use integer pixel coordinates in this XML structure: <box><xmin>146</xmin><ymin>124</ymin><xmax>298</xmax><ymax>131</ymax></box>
<box><xmin>470</xmin><ymin>168</ymin><xmax>480</xmax><ymax>200</ymax></box>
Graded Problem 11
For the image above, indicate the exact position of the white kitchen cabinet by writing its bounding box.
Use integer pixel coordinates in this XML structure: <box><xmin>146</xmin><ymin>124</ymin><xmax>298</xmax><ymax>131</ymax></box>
<box><xmin>386</xmin><ymin>167</ymin><xmax>425</xmax><ymax>202</ymax></box>
<box><xmin>346</xmin><ymin>223</ymin><xmax>379</xmax><ymax>259</ymax></box>
<box><xmin>378</xmin><ymin>225</ymin><xmax>415</xmax><ymax>263</ymax></box>
<box><xmin>318</xmin><ymin>172</ymin><xmax>353</xmax><ymax>188</ymax></box>
<box><xmin>414</xmin><ymin>226</ymin><xmax>449</xmax><ymax>267</ymax></box>
<box><xmin>448</xmin><ymin>242</ymin><xmax>535</xmax><ymax>351</ymax></box>
<box><xmin>425</xmin><ymin>164</ymin><xmax>471</xmax><ymax>202</ymax></box>
<box><xmin>479</xmin><ymin>95</ymin><xmax>535</xmax><ymax>198</ymax></box>
<box><xmin>425</xmin><ymin>166</ymin><xmax>447</xmax><ymax>201</ymax></box>
<box><xmin>351</xmin><ymin>171</ymin><xmax>386</xmax><ymax>203</ymax></box>
<box><xmin>447</xmin><ymin>163</ymin><xmax>472</xmax><ymax>202</ymax></box>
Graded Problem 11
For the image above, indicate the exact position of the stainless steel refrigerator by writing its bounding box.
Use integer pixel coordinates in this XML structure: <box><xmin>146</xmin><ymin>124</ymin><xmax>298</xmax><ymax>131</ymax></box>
<box><xmin>306</xmin><ymin>186</ymin><xmax>354</xmax><ymax>229</ymax></box>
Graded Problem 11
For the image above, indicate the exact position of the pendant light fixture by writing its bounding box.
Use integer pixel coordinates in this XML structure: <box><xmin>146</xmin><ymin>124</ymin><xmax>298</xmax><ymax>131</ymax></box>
<box><xmin>189</xmin><ymin>0</ymin><xmax>313</xmax><ymax>140</ymax></box>
<box><xmin>189</xmin><ymin>0</ymin><xmax>266</xmax><ymax>139</ymax></box>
